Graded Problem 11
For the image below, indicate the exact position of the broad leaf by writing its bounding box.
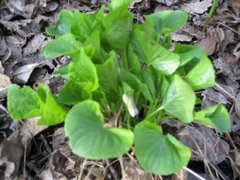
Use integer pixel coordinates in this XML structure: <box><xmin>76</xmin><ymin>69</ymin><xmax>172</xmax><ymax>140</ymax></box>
<box><xmin>58</xmin><ymin>50</ymin><xmax>99</xmax><ymax>104</ymax></box>
<box><xmin>58</xmin><ymin>80</ymin><xmax>90</xmax><ymax>104</ymax></box>
<box><xmin>71</xmin><ymin>11</ymin><xmax>99</xmax><ymax>42</ymax></box>
<box><xmin>121</xmin><ymin>70</ymin><xmax>142</xmax><ymax>95</ymax></box>
<box><xmin>96</xmin><ymin>51</ymin><xmax>119</xmax><ymax>90</ymax></box>
<box><xmin>65</xmin><ymin>100</ymin><xmax>134</xmax><ymax>159</ymax></box>
<box><xmin>134</xmin><ymin>121</ymin><xmax>191</xmax><ymax>175</ymax></box>
<box><xmin>174</xmin><ymin>44</ymin><xmax>203</xmax><ymax>66</ymax></box>
<box><xmin>151</xmin><ymin>51</ymin><xmax>180</xmax><ymax>75</ymax></box>
<box><xmin>141</xmin><ymin>69</ymin><xmax>156</xmax><ymax>102</ymax></box>
<box><xmin>145</xmin><ymin>10</ymin><xmax>188</xmax><ymax>34</ymax></box>
<box><xmin>186</xmin><ymin>54</ymin><xmax>215</xmax><ymax>90</ymax></box>
<box><xmin>162</xmin><ymin>75</ymin><xmax>195</xmax><ymax>123</ymax></box>
<box><xmin>37</xmin><ymin>85</ymin><xmax>67</xmax><ymax>125</ymax></box>
<box><xmin>8</xmin><ymin>84</ymin><xmax>67</xmax><ymax>125</ymax></box>
<box><xmin>43</xmin><ymin>33</ymin><xmax>81</xmax><ymax>59</ymax></box>
<box><xmin>84</xmin><ymin>30</ymin><xmax>104</xmax><ymax>63</ymax></box>
<box><xmin>102</xmin><ymin>10</ymin><xmax>133</xmax><ymax>52</ymax></box>
<box><xmin>194</xmin><ymin>105</ymin><xmax>231</xmax><ymax>133</ymax></box>
<box><xmin>68</xmin><ymin>50</ymin><xmax>99</xmax><ymax>92</ymax></box>
<box><xmin>131</xmin><ymin>29</ymin><xmax>180</xmax><ymax>74</ymax></box>
<box><xmin>8</xmin><ymin>85</ymin><xmax>42</xmax><ymax>120</ymax></box>
<box><xmin>127</xmin><ymin>44</ymin><xmax>141</xmax><ymax>73</ymax></box>
<box><xmin>109</xmin><ymin>0</ymin><xmax>132</xmax><ymax>10</ymax></box>
<box><xmin>46</xmin><ymin>10</ymin><xmax>74</xmax><ymax>37</ymax></box>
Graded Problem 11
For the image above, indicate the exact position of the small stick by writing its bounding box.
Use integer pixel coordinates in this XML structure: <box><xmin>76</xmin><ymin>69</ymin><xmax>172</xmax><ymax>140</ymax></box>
<box><xmin>183</xmin><ymin>167</ymin><xmax>206</xmax><ymax>180</ymax></box>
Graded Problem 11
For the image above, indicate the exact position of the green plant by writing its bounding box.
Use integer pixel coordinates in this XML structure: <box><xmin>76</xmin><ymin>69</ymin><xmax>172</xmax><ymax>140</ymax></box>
<box><xmin>7</xmin><ymin>0</ymin><xmax>231</xmax><ymax>175</ymax></box>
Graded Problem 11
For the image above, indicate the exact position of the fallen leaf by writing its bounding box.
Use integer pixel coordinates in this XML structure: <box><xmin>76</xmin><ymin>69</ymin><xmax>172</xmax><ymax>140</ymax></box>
<box><xmin>23</xmin><ymin>33</ymin><xmax>46</xmax><ymax>56</ymax></box>
<box><xmin>0</xmin><ymin>73</ymin><xmax>11</xmax><ymax>100</ymax></box>
<box><xmin>229</xmin><ymin>0</ymin><xmax>240</xmax><ymax>16</ymax></box>
<box><xmin>19</xmin><ymin>118</ymin><xmax>48</xmax><ymax>145</ymax></box>
<box><xmin>0</xmin><ymin>157</ymin><xmax>15</xmax><ymax>180</ymax></box>
<box><xmin>235</xmin><ymin>92</ymin><xmax>240</xmax><ymax>118</ymax></box>
<box><xmin>198</xmin><ymin>28</ymin><xmax>222</xmax><ymax>55</ymax></box>
<box><xmin>172</xmin><ymin>32</ymin><xmax>193</xmax><ymax>42</ymax></box>
<box><xmin>202</xmin><ymin>88</ymin><xmax>230</xmax><ymax>108</ymax></box>
<box><xmin>12</xmin><ymin>63</ymin><xmax>38</xmax><ymax>84</ymax></box>
<box><xmin>1</xmin><ymin>127</ymin><xmax>24</xmax><ymax>176</ymax></box>
<box><xmin>0</xmin><ymin>62</ymin><xmax>4</xmax><ymax>73</ymax></box>
<box><xmin>37</xmin><ymin>169</ymin><xmax>54</xmax><ymax>180</ymax></box>
<box><xmin>123</xmin><ymin>159</ymin><xmax>152</xmax><ymax>180</ymax></box>
<box><xmin>181</xmin><ymin>0</ymin><xmax>212</xmax><ymax>14</ymax></box>
<box><xmin>178</xmin><ymin>126</ymin><xmax>230</xmax><ymax>164</ymax></box>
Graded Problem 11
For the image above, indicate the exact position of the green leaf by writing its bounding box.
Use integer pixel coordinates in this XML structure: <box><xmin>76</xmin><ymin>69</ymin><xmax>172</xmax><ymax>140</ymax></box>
<box><xmin>162</xmin><ymin>75</ymin><xmax>195</xmax><ymax>123</ymax></box>
<box><xmin>84</xmin><ymin>30</ymin><xmax>104</xmax><ymax>63</ymax></box>
<box><xmin>145</xmin><ymin>10</ymin><xmax>188</xmax><ymax>34</ymax></box>
<box><xmin>102</xmin><ymin>10</ymin><xmax>133</xmax><ymax>52</ymax></box>
<box><xmin>186</xmin><ymin>54</ymin><xmax>215</xmax><ymax>90</ymax></box>
<box><xmin>8</xmin><ymin>84</ymin><xmax>42</xmax><ymax>120</ymax></box>
<box><xmin>37</xmin><ymin>85</ymin><xmax>67</xmax><ymax>125</ymax></box>
<box><xmin>131</xmin><ymin>29</ymin><xmax>180</xmax><ymax>74</ymax></box>
<box><xmin>58</xmin><ymin>80</ymin><xmax>90</xmax><ymax>104</ymax></box>
<box><xmin>134</xmin><ymin>121</ymin><xmax>191</xmax><ymax>175</ymax></box>
<box><xmin>8</xmin><ymin>84</ymin><xmax>67</xmax><ymax>125</ymax></box>
<box><xmin>151</xmin><ymin>51</ymin><xmax>180</xmax><ymax>75</ymax></box>
<box><xmin>127</xmin><ymin>45</ymin><xmax>141</xmax><ymax>73</ymax></box>
<box><xmin>65</xmin><ymin>100</ymin><xmax>134</xmax><ymax>159</ymax></box>
<box><xmin>68</xmin><ymin>50</ymin><xmax>99</xmax><ymax>92</ymax></box>
<box><xmin>109</xmin><ymin>0</ymin><xmax>132</xmax><ymax>10</ymax></box>
<box><xmin>71</xmin><ymin>11</ymin><xmax>99</xmax><ymax>42</ymax></box>
<box><xmin>96</xmin><ymin>51</ymin><xmax>120</xmax><ymax>90</ymax></box>
<box><xmin>121</xmin><ymin>70</ymin><xmax>142</xmax><ymax>95</ymax></box>
<box><xmin>53</xmin><ymin>65</ymin><xmax>69</xmax><ymax>78</ymax></box>
<box><xmin>141</xmin><ymin>69</ymin><xmax>156</xmax><ymax>102</ymax></box>
<box><xmin>58</xmin><ymin>50</ymin><xmax>99</xmax><ymax>104</ymax></box>
<box><xmin>174</xmin><ymin>44</ymin><xmax>203</xmax><ymax>66</ymax></box>
<box><xmin>46</xmin><ymin>10</ymin><xmax>74</xmax><ymax>37</ymax></box>
<box><xmin>43</xmin><ymin>34</ymin><xmax>81</xmax><ymax>59</ymax></box>
<box><xmin>194</xmin><ymin>105</ymin><xmax>231</xmax><ymax>133</ymax></box>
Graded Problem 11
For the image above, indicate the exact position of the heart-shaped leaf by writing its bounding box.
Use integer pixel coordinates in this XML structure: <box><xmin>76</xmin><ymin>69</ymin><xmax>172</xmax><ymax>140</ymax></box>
<box><xmin>134</xmin><ymin>121</ymin><xmax>191</xmax><ymax>175</ymax></box>
<box><xmin>194</xmin><ymin>105</ymin><xmax>231</xmax><ymax>133</ymax></box>
<box><xmin>8</xmin><ymin>84</ymin><xmax>42</xmax><ymax>120</ymax></box>
<box><xmin>162</xmin><ymin>75</ymin><xmax>195</xmax><ymax>123</ymax></box>
<box><xmin>186</xmin><ymin>54</ymin><xmax>215</xmax><ymax>90</ymax></box>
<box><xmin>145</xmin><ymin>10</ymin><xmax>188</xmax><ymax>34</ymax></box>
<box><xmin>65</xmin><ymin>100</ymin><xmax>134</xmax><ymax>159</ymax></box>
<box><xmin>43</xmin><ymin>33</ymin><xmax>81</xmax><ymax>59</ymax></box>
<box><xmin>58</xmin><ymin>49</ymin><xmax>99</xmax><ymax>104</ymax></box>
<box><xmin>46</xmin><ymin>10</ymin><xmax>74</xmax><ymax>37</ymax></box>
<box><xmin>8</xmin><ymin>84</ymin><xmax>67</xmax><ymax>125</ymax></box>
<box><xmin>174</xmin><ymin>44</ymin><xmax>203</xmax><ymax>66</ymax></box>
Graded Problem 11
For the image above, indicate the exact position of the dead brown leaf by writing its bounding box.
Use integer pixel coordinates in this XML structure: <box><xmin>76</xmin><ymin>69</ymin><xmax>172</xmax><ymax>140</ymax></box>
<box><xmin>198</xmin><ymin>27</ymin><xmax>223</xmax><ymax>55</ymax></box>
<box><xmin>178</xmin><ymin>126</ymin><xmax>230</xmax><ymax>164</ymax></box>
<box><xmin>0</xmin><ymin>157</ymin><xmax>15</xmax><ymax>180</ymax></box>
<box><xmin>229</xmin><ymin>0</ymin><xmax>240</xmax><ymax>16</ymax></box>
<box><xmin>181</xmin><ymin>0</ymin><xmax>212</xmax><ymax>14</ymax></box>
<box><xmin>0</xmin><ymin>73</ymin><xmax>11</xmax><ymax>100</ymax></box>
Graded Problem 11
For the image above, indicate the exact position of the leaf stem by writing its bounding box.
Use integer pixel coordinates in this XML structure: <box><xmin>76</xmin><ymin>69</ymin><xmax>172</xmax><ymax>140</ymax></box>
<box><xmin>203</xmin><ymin>0</ymin><xmax>218</xmax><ymax>31</ymax></box>
<box><xmin>121</xmin><ymin>51</ymin><xmax>128</xmax><ymax>69</ymax></box>
<box><xmin>146</xmin><ymin>106</ymin><xmax>164</xmax><ymax>120</ymax></box>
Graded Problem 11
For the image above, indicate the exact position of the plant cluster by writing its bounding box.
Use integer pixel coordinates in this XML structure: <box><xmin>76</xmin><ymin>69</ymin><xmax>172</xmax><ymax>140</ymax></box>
<box><xmin>7</xmin><ymin>0</ymin><xmax>231</xmax><ymax>175</ymax></box>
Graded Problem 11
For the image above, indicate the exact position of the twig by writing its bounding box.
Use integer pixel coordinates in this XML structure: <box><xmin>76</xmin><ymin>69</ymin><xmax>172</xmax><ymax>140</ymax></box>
<box><xmin>106</xmin><ymin>160</ymin><xmax>119</xmax><ymax>180</ymax></box>
<box><xmin>78</xmin><ymin>159</ymin><xmax>87</xmax><ymax>180</ymax></box>
<box><xmin>214</xmin><ymin>82</ymin><xmax>235</xmax><ymax>101</ymax></box>
<box><xmin>119</xmin><ymin>156</ymin><xmax>127</xmax><ymax>180</ymax></box>
<box><xmin>184</xmin><ymin>167</ymin><xmax>206</xmax><ymax>180</ymax></box>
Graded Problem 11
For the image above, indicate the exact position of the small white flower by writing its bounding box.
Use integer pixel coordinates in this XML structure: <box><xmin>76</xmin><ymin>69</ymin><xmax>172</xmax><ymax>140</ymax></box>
<box><xmin>122</xmin><ymin>94</ymin><xmax>139</xmax><ymax>117</ymax></box>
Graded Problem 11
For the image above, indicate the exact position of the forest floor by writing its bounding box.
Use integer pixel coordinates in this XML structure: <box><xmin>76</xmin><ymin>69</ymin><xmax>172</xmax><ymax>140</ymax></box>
<box><xmin>0</xmin><ymin>0</ymin><xmax>240</xmax><ymax>179</ymax></box>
